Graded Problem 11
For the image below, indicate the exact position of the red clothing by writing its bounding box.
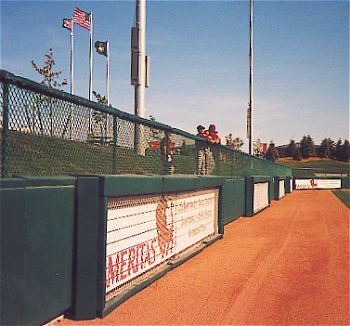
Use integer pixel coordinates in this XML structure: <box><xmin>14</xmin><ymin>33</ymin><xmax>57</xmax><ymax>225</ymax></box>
<box><xmin>208</xmin><ymin>132</ymin><xmax>221</xmax><ymax>144</ymax></box>
<box><xmin>197</xmin><ymin>130</ymin><xmax>209</xmax><ymax>140</ymax></box>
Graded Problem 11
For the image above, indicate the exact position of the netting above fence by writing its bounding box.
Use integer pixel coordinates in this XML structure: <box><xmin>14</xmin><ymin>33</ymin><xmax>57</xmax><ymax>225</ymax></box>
<box><xmin>0</xmin><ymin>70</ymin><xmax>291</xmax><ymax>178</ymax></box>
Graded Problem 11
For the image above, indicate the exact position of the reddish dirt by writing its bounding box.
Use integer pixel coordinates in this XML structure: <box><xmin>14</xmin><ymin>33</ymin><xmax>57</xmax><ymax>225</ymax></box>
<box><xmin>60</xmin><ymin>190</ymin><xmax>349</xmax><ymax>325</ymax></box>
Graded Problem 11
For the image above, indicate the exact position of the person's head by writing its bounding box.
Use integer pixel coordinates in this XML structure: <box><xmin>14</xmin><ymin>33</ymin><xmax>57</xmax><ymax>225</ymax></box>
<box><xmin>197</xmin><ymin>125</ymin><xmax>206</xmax><ymax>133</ymax></box>
<box><xmin>209</xmin><ymin>124</ymin><xmax>218</xmax><ymax>133</ymax></box>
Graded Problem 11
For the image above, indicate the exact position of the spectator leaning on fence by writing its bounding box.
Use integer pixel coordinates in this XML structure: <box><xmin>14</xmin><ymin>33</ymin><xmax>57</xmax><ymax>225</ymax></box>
<box><xmin>196</xmin><ymin>125</ymin><xmax>210</xmax><ymax>175</ymax></box>
<box><xmin>207</xmin><ymin>124</ymin><xmax>221</xmax><ymax>144</ymax></box>
<box><xmin>160</xmin><ymin>132</ymin><xmax>175</xmax><ymax>175</ymax></box>
<box><xmin>207</xmin><ymin>124</ymin><xmax>221</xmax><ymax>174</ymax></box>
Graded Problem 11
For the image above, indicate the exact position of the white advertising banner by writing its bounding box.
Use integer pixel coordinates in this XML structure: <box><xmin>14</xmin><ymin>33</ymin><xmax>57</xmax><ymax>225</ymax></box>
<box><xmin>295</xmin><ymin>179</ymin><xmax>341</xmax><ymax>190</ymax></box>
<box><xmin>279</xmin><ymin>180</ymin><xmax>285</xmax><ymax>198</ymax></box>
<box><xmin>253</xmin><ymin>182</ymin><xmax>269</xmax><ymax>214</ymax></box>
<box><xmin>105</xmin><ymin>189</ymin><xmax>218</xmax><ymax>297</ymax></box>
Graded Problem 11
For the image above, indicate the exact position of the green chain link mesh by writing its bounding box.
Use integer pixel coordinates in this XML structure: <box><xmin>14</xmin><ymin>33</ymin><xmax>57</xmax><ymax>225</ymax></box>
<box><xmin>0</xmin><ymin>71</ymin><xmax>291</xmax><ymax>178</ymax></box>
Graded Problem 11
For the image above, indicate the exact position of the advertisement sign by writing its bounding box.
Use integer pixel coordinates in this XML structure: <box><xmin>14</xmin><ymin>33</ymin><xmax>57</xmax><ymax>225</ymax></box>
<box><xmin>105</xmin><ymin>189</ymin><xmax>218</xmax><ymax>298</ymax></box>
<box><xmin>253</xmin><ymin>182</ymin><xmax>269</xmax><ymax>214</ymax></box>
<box><xmin>279</xmin><ymin>180</ymin><xmax>285</xmax><ymax>198</ymax></box>
<box><xmin>295</xmin><ymin>178</ymin><xmax>341</xmax><ymax>189</ymax></box>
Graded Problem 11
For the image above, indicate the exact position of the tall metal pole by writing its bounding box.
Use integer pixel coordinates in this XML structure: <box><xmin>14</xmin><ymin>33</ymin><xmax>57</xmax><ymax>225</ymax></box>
<box><xmin>88</xmin><ymin>12</ymin><xmax>93</xmax><ymax>133</ymax></box>
<box><xmin>248</xmin><ymin>0</ymin><xmax>254</xmax><ymax>155</ymax></box>
<box><xmin>135</xmin><ymin>0</ymin><xmax>146</xmax><ymax>119</ymax></box>
<box><xmin>134</xmin><ymin>0</ymin><xmax>146</xmax><ymax>155</ymax></box>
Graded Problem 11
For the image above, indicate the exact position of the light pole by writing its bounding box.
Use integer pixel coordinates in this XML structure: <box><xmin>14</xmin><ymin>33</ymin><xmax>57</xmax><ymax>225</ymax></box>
<box><xmin>247</xmin><ymin>0</ymin><xmax>254</xmax><ymax>155</ymax></box>
<box><xmin>132</xmin><ymin>0</ymin><xmax>147</xmax><ymax>155</ymax></box>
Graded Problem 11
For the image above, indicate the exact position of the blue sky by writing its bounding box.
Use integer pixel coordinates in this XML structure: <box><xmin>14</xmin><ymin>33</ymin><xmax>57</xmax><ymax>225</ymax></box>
<box><xmin>1</xmin><ymin>1</ymin><xmax>349</xmax><ymax>150</ymax></box>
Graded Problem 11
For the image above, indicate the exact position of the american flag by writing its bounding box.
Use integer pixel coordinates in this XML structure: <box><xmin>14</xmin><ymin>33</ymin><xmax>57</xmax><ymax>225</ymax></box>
<box><xmin>73</xmin><ymin>7</ymin><xmax>91</xmax><ymax>31</ymax></box>
<box><xmin>62</xmin><ymin>18</ymin><xmax>72</xmax><ymax>30</ymax></box>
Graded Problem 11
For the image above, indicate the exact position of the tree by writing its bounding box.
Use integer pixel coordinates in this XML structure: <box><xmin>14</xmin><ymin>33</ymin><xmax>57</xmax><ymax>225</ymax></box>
<box><xmin>265</xmin><ymin>142</ymin><xmax>279</xmax><ymax>162</ymax></box>
<box><xmin>300</xmin><ymin>135</ymin><xmax>315</xmax><ymax>159</ymax></box>
<box><xmin>92</xmin><ymin>90</ymin><xmax>108</xmax><ymax>144</ymax></box>
<box><xmin>225</xmin><ymin>134</ymin><xmax>244</xmax><ymax>151</ymax></box>
<box><xmin>32</xmin><ymin>48</ymin><xmax>67</xmax><ymax>88</ymax></box>
<box><xmin>293</xmin><ymin>147</ymin><xmax>302</xmax><ymax>161</ymax></box>
<box><xmin>335</xmin><ymin>139</ymin><xmax>343</xmax><ymax>161</ymax></box>
<box><xmin>319</xmin><ymin>138</ymin><xmax>335</xmax><ymax>159</ymax></box>
<box><xmin>287</xmin><ymin>140</ymin><xmax>297</xmax><ymax>158</ymax></box>
<box><xmin>31</xmin><ymin>49</ymin><xmax>68</xmax><ymax>136</ymax></box>
<box><xmin>340</xmin><ymin>139</ymin><xmax>350</xmax><ymax>162</ymax></box>
<box><xmin>253</xmin><ymin>139</ymin><xmax>264</xmax><ymax>157</ymax></box>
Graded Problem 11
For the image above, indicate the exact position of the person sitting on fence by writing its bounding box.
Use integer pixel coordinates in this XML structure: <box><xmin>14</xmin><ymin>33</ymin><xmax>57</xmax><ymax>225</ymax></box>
<box><xmin>196</xmin><ymin>125</ymin><xmax>210</xmax><ymax>175</ymax></box>
<box><xmin>160</xmin><ymin>132</ymin><xmax>175</xmax><ymax>175</ymax></box>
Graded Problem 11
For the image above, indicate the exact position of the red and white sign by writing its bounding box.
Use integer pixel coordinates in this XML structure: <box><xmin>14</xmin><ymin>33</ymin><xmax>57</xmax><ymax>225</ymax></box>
<box><xmin>295</xmin><ymin>178</ymin><xmax>341</xmax><ymax>189</ymax></box>
<box><xmin>105</xmin><ymin>189</ymin><xmax>218</xmax><ymax>297</ymax></box>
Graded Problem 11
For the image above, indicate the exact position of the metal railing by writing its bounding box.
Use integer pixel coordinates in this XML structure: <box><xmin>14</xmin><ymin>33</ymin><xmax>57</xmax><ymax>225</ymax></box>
<box><xmin>0</xmin><ymin>70</ymin><xmax>291</xmax><ymax>178</ymax></box>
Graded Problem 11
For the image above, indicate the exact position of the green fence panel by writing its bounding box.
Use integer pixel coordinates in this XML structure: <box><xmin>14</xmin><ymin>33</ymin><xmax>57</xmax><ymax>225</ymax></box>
<box><xmin>273</xmin><ymin>176</ymin><xmax>280</xmax><ymax>200</ymax></box>
<box><xmin>221</xmin><ymin>178</ymin><xmax>245</xmax><ymax>225</ymax></box>
<box><xmin>22</xmin><ymin>177</ymin><xmax>75</xmax><ymax>325</ymax></box>
<box><xmin>69</xmin><ymin>176</ymin><xmax>100</xmax><ymax>320</ymax></box>
<box><xmin>0</xmin><ymin>178</ymin><xmax>26</xmax><ymax>325</ymax></box>
<box><xmin>0</xmin><ymin>177</ymin><xmax>76</xmax><ymax>325</ymax></box>
<box><xmin>341</xmin><ymin>177</ymin><xmax>350</xmax><ymax>189</ymax></box>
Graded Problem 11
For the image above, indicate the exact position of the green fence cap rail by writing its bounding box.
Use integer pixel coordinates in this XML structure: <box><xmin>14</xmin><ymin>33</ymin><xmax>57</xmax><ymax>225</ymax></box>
<box><xmin>13</xmin><ymin>176</ymin><xmax>77</xmax><ymax>187</ymax></box>
<box><xmin>99</xmin><ymin>175</ymin><xmax>226</xmax><ymax>197</ymax></box>
<box><xmin>100</xmin><ymin>175</ymin><xmax>164</xmax><ymax>197</ymax></box>
<box><xmin>249</xmin><ymin>176</ymin><xmax>272</xmax><ymax>183</ymax></box>
<box><xmin>0</xmin><ymin>178</ymin><xmax>26</xmax><ymax>189</ymax></box>
<box><xmin>162</xmin><ymin>175</ymin><xmax>226</xmax><ymax>193</ymax></box>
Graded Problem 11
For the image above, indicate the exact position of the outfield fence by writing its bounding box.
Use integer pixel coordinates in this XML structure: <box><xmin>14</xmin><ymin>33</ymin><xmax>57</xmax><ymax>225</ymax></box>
<box><xmin>0</xmin><ymin>70</ymin><xmax>291</xmax><ymax>178</ymax></box>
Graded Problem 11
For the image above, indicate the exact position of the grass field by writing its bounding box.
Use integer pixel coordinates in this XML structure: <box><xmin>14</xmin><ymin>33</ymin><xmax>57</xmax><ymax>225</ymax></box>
<box><xmin>3</xmin><ymin>131</ymin><xmax>289</xmax><ymax>177</ymax></box>
<box><xmin>332</xmin><ymin>190</ymin><xmax>350</xmax><ymax>208</ymax></box>
<box><xmin>277</xmin><ymin>158</ymin><xmax>350</xmax><ymax>177</ymax></box>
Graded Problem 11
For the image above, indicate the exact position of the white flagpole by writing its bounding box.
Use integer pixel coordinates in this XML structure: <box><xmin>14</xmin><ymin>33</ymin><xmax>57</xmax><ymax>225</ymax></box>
<box><xmin>69</xmin><ymin>20</ymin><xmax>74</xmax><ymax>140</ymax></box>
<box><xmin>106</xmin><ymin>40</ymin><xmax>110</xmax><ymax>143</ymax></box>
<box><xmin>70</xmin><ymin>20</ymin><xmax>74</xmax><ymax>94</ymax></box>
<box><xmin>88</xmin><ymin>12</ymin><xmax>93</xmax><ymax>133</ymax></box>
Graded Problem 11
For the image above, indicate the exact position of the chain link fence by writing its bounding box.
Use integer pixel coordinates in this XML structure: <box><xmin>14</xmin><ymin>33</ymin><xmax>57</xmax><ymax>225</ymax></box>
<box><xmin>0</xmin><ymin>70</ymin><xmax>291</xmax><ymax>178</ymax></box>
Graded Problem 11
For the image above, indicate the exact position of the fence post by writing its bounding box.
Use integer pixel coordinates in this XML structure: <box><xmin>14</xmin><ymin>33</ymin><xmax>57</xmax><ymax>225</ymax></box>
<box><xmin>215</xmin><ymin>147</ymin><xmax>220</xmax><ymax>176</ymax></box>
<box><xmin>230</xmin><ymin>151</ymin><xmax>234</xmax><ymax>177</ymax></box>
<box><xmin>1</xmin><ymin>82</ymin><xmax>9</xmax><ymax>178</ymax></box>
<box><xmin>164</xmin><ymin>133</ymin><xmax>170</xmax><ymax>175</ymax></box>
<box><xmin>112</xmin><ymin>116</ymin><xmax>118</xmax><ymax>174</ymax></box>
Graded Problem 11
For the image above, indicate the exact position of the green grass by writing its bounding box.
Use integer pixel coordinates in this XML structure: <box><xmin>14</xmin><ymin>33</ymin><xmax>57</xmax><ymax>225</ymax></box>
<box><xmin>3</xmin><ymin>131</ymin><xmax>290</xmax><ymax>177</ymax></box>
<box><xmin>332</xmin><ymin>190</ymin><xmax>350</xmax><ymax>208</ymax></box>
<box><xmin>277</xmin><ymin>159</ymin><xmax>350</xmax><ymax>177</ymax></box>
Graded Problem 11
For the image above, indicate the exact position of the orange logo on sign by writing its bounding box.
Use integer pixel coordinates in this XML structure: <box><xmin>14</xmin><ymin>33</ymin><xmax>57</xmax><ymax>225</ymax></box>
<box><xmin>156</xmin><ymin>197</ymin><xmax>175</xmax><ymax>258</ymax></box>
<box><xmin>310</xmin><ymin>179</ymin><xmax>318</xmax><ymax>188</ymax></box>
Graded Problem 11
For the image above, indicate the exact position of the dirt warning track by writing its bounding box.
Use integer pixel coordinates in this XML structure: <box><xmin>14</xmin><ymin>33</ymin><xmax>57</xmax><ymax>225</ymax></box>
<box><xmin>61</xmin><ymin>190</ymin><xmax>349</xmax><ymax>325</ymax></box>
